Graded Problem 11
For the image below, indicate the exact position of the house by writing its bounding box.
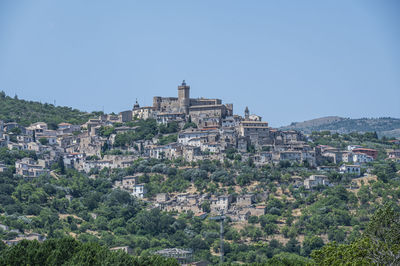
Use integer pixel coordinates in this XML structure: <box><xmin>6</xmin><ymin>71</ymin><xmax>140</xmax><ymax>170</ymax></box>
<box><xmin>274</xmin><ymin>151</ymin><xmax>302</xmax><ymax>163</ymax></box>
<box><xmin>16</xmin><ymin>135</ymin><xmax>33</xmax><ymax>143</ymax></box>
<box><xmin>178</xmin><ymin>128</ymin><xmax>219</xmax><ymax>145</ymax></box>
<box><xmin>57</xmin><ymin>123</ymin><xmax>81</xmax><ymax>134</ymax></box>
<box><xmin>210</xmin><ymin>195</ymin><xmax>232</xmax><ymax>213</ymax></box>
<box><xmin>388</xmin><ymin>139</ymin><xmax>400</xmax><ymax>145</ymax></box>
<box><xmin>156</xmin><ymin>193</ymin><xmax>169</xmax><ymax>203</ymax></box>
<box><xmin>317</xmin><ymin>165</ymin><xmax>338</xmax><ymax>172</ymax></box>
<box><xmin>0</xmin><ymin>135</ymin><xmax>8</xmax><ymax>147</ymax></box>
<box><xmin>0</xmin><ymin>224</ymin><xmax>9</xmax><ymax>231</ymax></box>
<box><xmin>110</xmin><ymin>246</ymin><xmax>132</xmax><ymax>254</ymax></box>
<box><xmin>238</xmin><ymin>210</ymin><xmax>251</xmax><ymax>221</ymax></box>
<box><xmin>304</xmin><ymin>175</ymin><xmax>331</xmax><ymax>189</ymax></box>
<box><xmin>156</xmin><ymin>112</ymin><xmax>186</xmax><ymax>124</ymax></box>
<box><xmin>257</xmin><ymin>151</ymin><xmax>272</xmax><ymax>164</ymax></box>
<box><xmin>4</xmin><ymin>233</ymin><xmax>46</xmax><ymax>246</ymax></box>
<box><xmin>114</xmin><ymin>176</ymin><xmax>139</xmax><ymax>193</ymax></box>
<box><xmin>148</xmin><ymin>143</ymin><xmax>182</xmax><ymax>160</ymax></box>
<box><xmin>4</xmin><ymin>122</ymin><xmax>22</xmax><ymax>133</ymax></box>
<box><xmin>236</xmin><ymin>194</ymin><xmax>255</xmax><ymax>207</ymax></box>
<box><xmin>15</xmin><ymin>158</ymin><xmax>49</xmax><ymax>177</ymax></box>
<box><xmin>8</xmin><ymin>143</ymin><xmax>28</xmax><ymax>151</ymax></box>
<box><xmin>352</xmin><ymin>152</ymin><xmax>374</xmax><ymax>164</ymax></box>
<box><xmin>81</xmin><ymin>160</ymin><xmax>113</xmax><ymax>172</ymax></box>
<box><xmin>0</xmin><ymin>163</ymin><xmax>8</xmax><ymax>173</ymax></box>
<box><xmin>154</xmin><ymin>248</ymin><xmax>193</xmax><ymax>264</ymax></box>
<box><xmin>26</xmin><ymin>122</ymin><xmax>48</xmax><ymax>136</ymax></box>
<box><xmin>63</xmin><ymin>153</ymin><xmax>84</xmax><ymax>169</ymax></box>
<box><xmin>388</xmin><ymin>150</ymin><xmax>400</xmax><ymax>159</ymax></box>
<box><xmin>341</xmin><ymin>151</ymin><xmax>354</xmax><ymax>163</ymax></box>
<box><xmin>340</xmin><ymin>165</ymin><xmax>361</xmax><ymax>176</ymax></box>
<box><xmin>347</xmin><ymin>145</ymin><xmax>362</xmax><ymax>151</ymax></box>
<box><xmin>322</xmin><ymin>149</ymin><xmax>344</xmax><ymax>164</ymax></box>
<box><xmin>176</xmin><ymin>193</ymin><xmax>189</xmax><ymax>202</ymax></box>
<box><xmin>249</xmin><ymin>206</ymin><xmax>266</xmax><ymax>216</ymax></box>
<box><xmin>352</xmin><ymin>148</ymin><xmax>378</xmax><ymax>159</ymax></box>
<box><xmin>222</xmin><ymin>116</ymin><xmax>240</xmax><ymax>128</ymax></box>
<box><xmin>119</xmin><ymin>110</ymin><xmax>133</xmax><ymax>123</ymax></box>
<box><xmin>132</xmin><ymin>184</ymin><xmax>147</xmax><ymax>198</ymax></box>
<box><xmin>132</xmin><ymin>106</ymin><xmax>156</xmax><ymax>120</ymax></box>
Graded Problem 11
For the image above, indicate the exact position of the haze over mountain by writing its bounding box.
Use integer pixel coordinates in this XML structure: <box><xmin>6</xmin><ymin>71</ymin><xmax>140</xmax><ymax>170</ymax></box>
<box><xmin>281</xmin><ymin>116</ymin><xmax>400</xmax><ymax>138</ymax></box>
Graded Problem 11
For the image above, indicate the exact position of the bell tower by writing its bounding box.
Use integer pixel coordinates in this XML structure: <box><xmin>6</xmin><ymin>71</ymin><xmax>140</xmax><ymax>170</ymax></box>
<box><xmin>244</xmin><ymin>106</ymin><xmax>250</xmax><ymax>120</ymax></box>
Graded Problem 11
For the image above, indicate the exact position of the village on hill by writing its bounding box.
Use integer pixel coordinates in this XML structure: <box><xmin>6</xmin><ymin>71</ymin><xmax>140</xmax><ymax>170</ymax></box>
<box><xmin>0</xmin><ymin>81</ymin><xmax>399</xmax><ymax>260</ymax></box>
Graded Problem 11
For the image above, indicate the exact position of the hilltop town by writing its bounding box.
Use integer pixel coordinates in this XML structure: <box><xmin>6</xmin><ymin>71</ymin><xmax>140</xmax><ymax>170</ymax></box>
<box><xmin>1</xmin><ymin>81</ymin><xmax>398</xmax><ymax>213</ymax></box>
<box><xmin>0</xmin><ymin>82</ymin><xmax>400</xmax><ymax>264</ymax></box>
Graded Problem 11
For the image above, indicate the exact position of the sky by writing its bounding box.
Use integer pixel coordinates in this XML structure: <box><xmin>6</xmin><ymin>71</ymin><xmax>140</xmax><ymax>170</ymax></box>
<box><xmin>0</xmin><ymin>0</ymin><xmax>399</xmax><ymax>127</ymax></box>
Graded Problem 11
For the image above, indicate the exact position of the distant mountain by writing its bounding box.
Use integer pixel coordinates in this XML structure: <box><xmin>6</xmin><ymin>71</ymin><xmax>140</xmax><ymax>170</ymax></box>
<box><xmin>281</xmin><ymin>116</ymin><xmax>400</xmax><ymax>138</ymax></box>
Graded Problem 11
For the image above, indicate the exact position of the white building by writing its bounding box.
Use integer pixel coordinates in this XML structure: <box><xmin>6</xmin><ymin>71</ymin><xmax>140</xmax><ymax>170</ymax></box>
<box><xmin>132</xmin><ymin>184</ymin><xmax>147</xmax><ymax>198</ymax></box>
<box><xmin>339</xmin><ymin>165</ymin><xmax>361</xmax><ymax>176</ymax></box>
<box><xmin>211</xmin><ymin>195</ymin><xmax>232</xmax><ymax>213</ymax></box>
<box><xmin>352</xmin><ymin>152</ymin><xmax>374</xmax><ymax>164</ymax></box>
<box><xmin>347</xmin><ymin>145</ymin><xmax>362</xmax><ymax>151</ymax></box>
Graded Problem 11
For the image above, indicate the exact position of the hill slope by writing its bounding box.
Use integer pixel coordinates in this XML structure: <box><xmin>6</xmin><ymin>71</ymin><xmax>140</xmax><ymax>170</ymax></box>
<box><xmin>281</xmin><ymin>116</ymin><xmax>400</xmax><ymax>138</ymax></box>
<box><xmin>0</xmin><ymin>91</ymin><xmax>99</xmax><ymax>129</ymax></box>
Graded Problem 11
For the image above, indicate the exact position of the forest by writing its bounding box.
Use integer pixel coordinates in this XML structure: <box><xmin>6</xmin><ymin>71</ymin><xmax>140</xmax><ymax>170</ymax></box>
<box><xmin>0</xmin><ymin>91</ymin><xmax>98</xmax><ymax>129</ymax></box>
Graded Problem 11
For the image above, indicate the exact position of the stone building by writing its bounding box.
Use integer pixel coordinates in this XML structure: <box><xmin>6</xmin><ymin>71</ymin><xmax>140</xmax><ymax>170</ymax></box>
<box><xmin>152</xmin><ymin>81</ymin><xmax>233</xmax><ymax>124</ymax></box>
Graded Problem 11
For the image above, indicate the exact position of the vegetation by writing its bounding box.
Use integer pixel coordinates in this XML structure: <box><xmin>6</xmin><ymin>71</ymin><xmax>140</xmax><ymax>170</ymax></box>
<box><xmin>1</xmin><ymin>97</ymin><xmax>400</xmax><ymax>263</ymax></box>
<box><xmin>0</xmin><ymin>238</ymin><xmax>178</xmax><ymax>265</ymax></box>
<box><xmin>0</xmin><ymin>91</ymin><xmax>98</xmax><ymax>129</ymax></box>
<box><xmin>1</xmin><ymin>146</ymin><xmax>399</xmax><ymax>264</ymax></box>
<box><xmin>114</xmin><ymin>120</ymin><xmax>180</xmax><ymax>147</ymax></box>
<box><xmin>312</xmin><ymin>203</ymin><xmax>400</xmax><ymax>265</ymax></box>
<box><xmin>158</xmin><ymin>134</ymin><xmax>178</xmax><ymax>145</ymax></box>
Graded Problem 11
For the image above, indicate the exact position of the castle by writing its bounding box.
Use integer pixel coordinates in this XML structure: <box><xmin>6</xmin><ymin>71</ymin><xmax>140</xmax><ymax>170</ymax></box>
<box><xmin>152</xmin><ymin>81</ymin><xmax>233</xmax><ymax>126</ymax></box>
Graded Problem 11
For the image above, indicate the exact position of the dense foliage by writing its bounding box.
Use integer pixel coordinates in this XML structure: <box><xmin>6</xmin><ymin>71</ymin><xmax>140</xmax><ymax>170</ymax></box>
<box><xmin>312</xmin><ymin>204</ymin><xmax>400</xmax><ymax>265</ymax></box>
<box><xmin>1</xmin><ymin>98</ymin><xmax>400</xmax><ymax>264</ymax></box>
<box><xmin>0</xmin><ymin>91</ymin><xmax>98</xmax><ymax>129</ymax></box>
<box><xmin>114</xmin><ymin>120</ymin><xmax>179</xmax><ymax>147</ymax></box>
<box><xmin>0</xmin><ymin>238</ymin><xmax>178</xmax><ymax>265</ymax></box>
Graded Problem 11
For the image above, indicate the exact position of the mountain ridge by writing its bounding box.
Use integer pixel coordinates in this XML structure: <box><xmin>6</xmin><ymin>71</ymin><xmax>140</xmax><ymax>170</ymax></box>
<box><xmin>281</xmin><ymin>116</ymin><xmax>400</xmax><ymax>138</ymax></box>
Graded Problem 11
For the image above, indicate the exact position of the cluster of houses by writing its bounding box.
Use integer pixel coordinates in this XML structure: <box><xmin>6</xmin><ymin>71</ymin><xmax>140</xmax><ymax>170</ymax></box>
<box><xmin>0</xmin><ymin>223</ymin><xmax>46</xmax><ymax>246</ymax></box>
<box><xmin>0</xmin><ymin>81</ymin><xmax>393</xmax><ymax>180</ymax></box>
<box><xmin>1</xmin><ymin>83</ymin><xmax>400</xmax><ymax>250</ymax></box>
<box><xmin>111</xmin><ymin>172</ymin><xmax>339</xmax><ymax>222</ymax></box>
<box><xmin>154</xmin><ymin>192</ymin><xmax>268</xmax><ymax>222</ymax></box>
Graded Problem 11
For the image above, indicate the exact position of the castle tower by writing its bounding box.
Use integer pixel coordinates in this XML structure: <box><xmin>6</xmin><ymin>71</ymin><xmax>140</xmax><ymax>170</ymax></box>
<box><xmin>244</xmin><ymin>106</ymin><xmax>249</xmax><ymax>120</ymax></box>
<box><xmin>178</xmin><ymin>80</ymin><xmax>190</xmax><ymax>114</ymax></box>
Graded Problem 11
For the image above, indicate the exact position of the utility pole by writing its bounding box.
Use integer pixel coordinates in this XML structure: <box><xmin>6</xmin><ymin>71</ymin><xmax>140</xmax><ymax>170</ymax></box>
<box><xmin>209</xmin><ymin>211</ymin><xmax>226</xmax><ymax>264</ymax></box>
<box><xmin>219</xmin><ymin>214</ymin><xmax>224</xmax><ymax>263</ymax></box>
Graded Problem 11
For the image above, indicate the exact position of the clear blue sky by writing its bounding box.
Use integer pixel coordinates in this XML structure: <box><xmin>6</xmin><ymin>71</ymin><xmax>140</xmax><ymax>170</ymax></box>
<box><xmin>0</xmin><ymin>0</ymin><xmax>399</xmax><ymax>127</ymax></box>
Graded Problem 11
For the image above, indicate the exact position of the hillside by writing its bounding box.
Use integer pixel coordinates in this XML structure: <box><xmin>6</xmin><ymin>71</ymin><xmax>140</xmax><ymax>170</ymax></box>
<box><xmin>281</xmin><ymin>116</ymin><xmax>400</xmax><ymax>138</ymax></box>
<box><xmin>0</xmin><ymin>91</ymin><xmax>99</xmax><ymax>129</ymax></box>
